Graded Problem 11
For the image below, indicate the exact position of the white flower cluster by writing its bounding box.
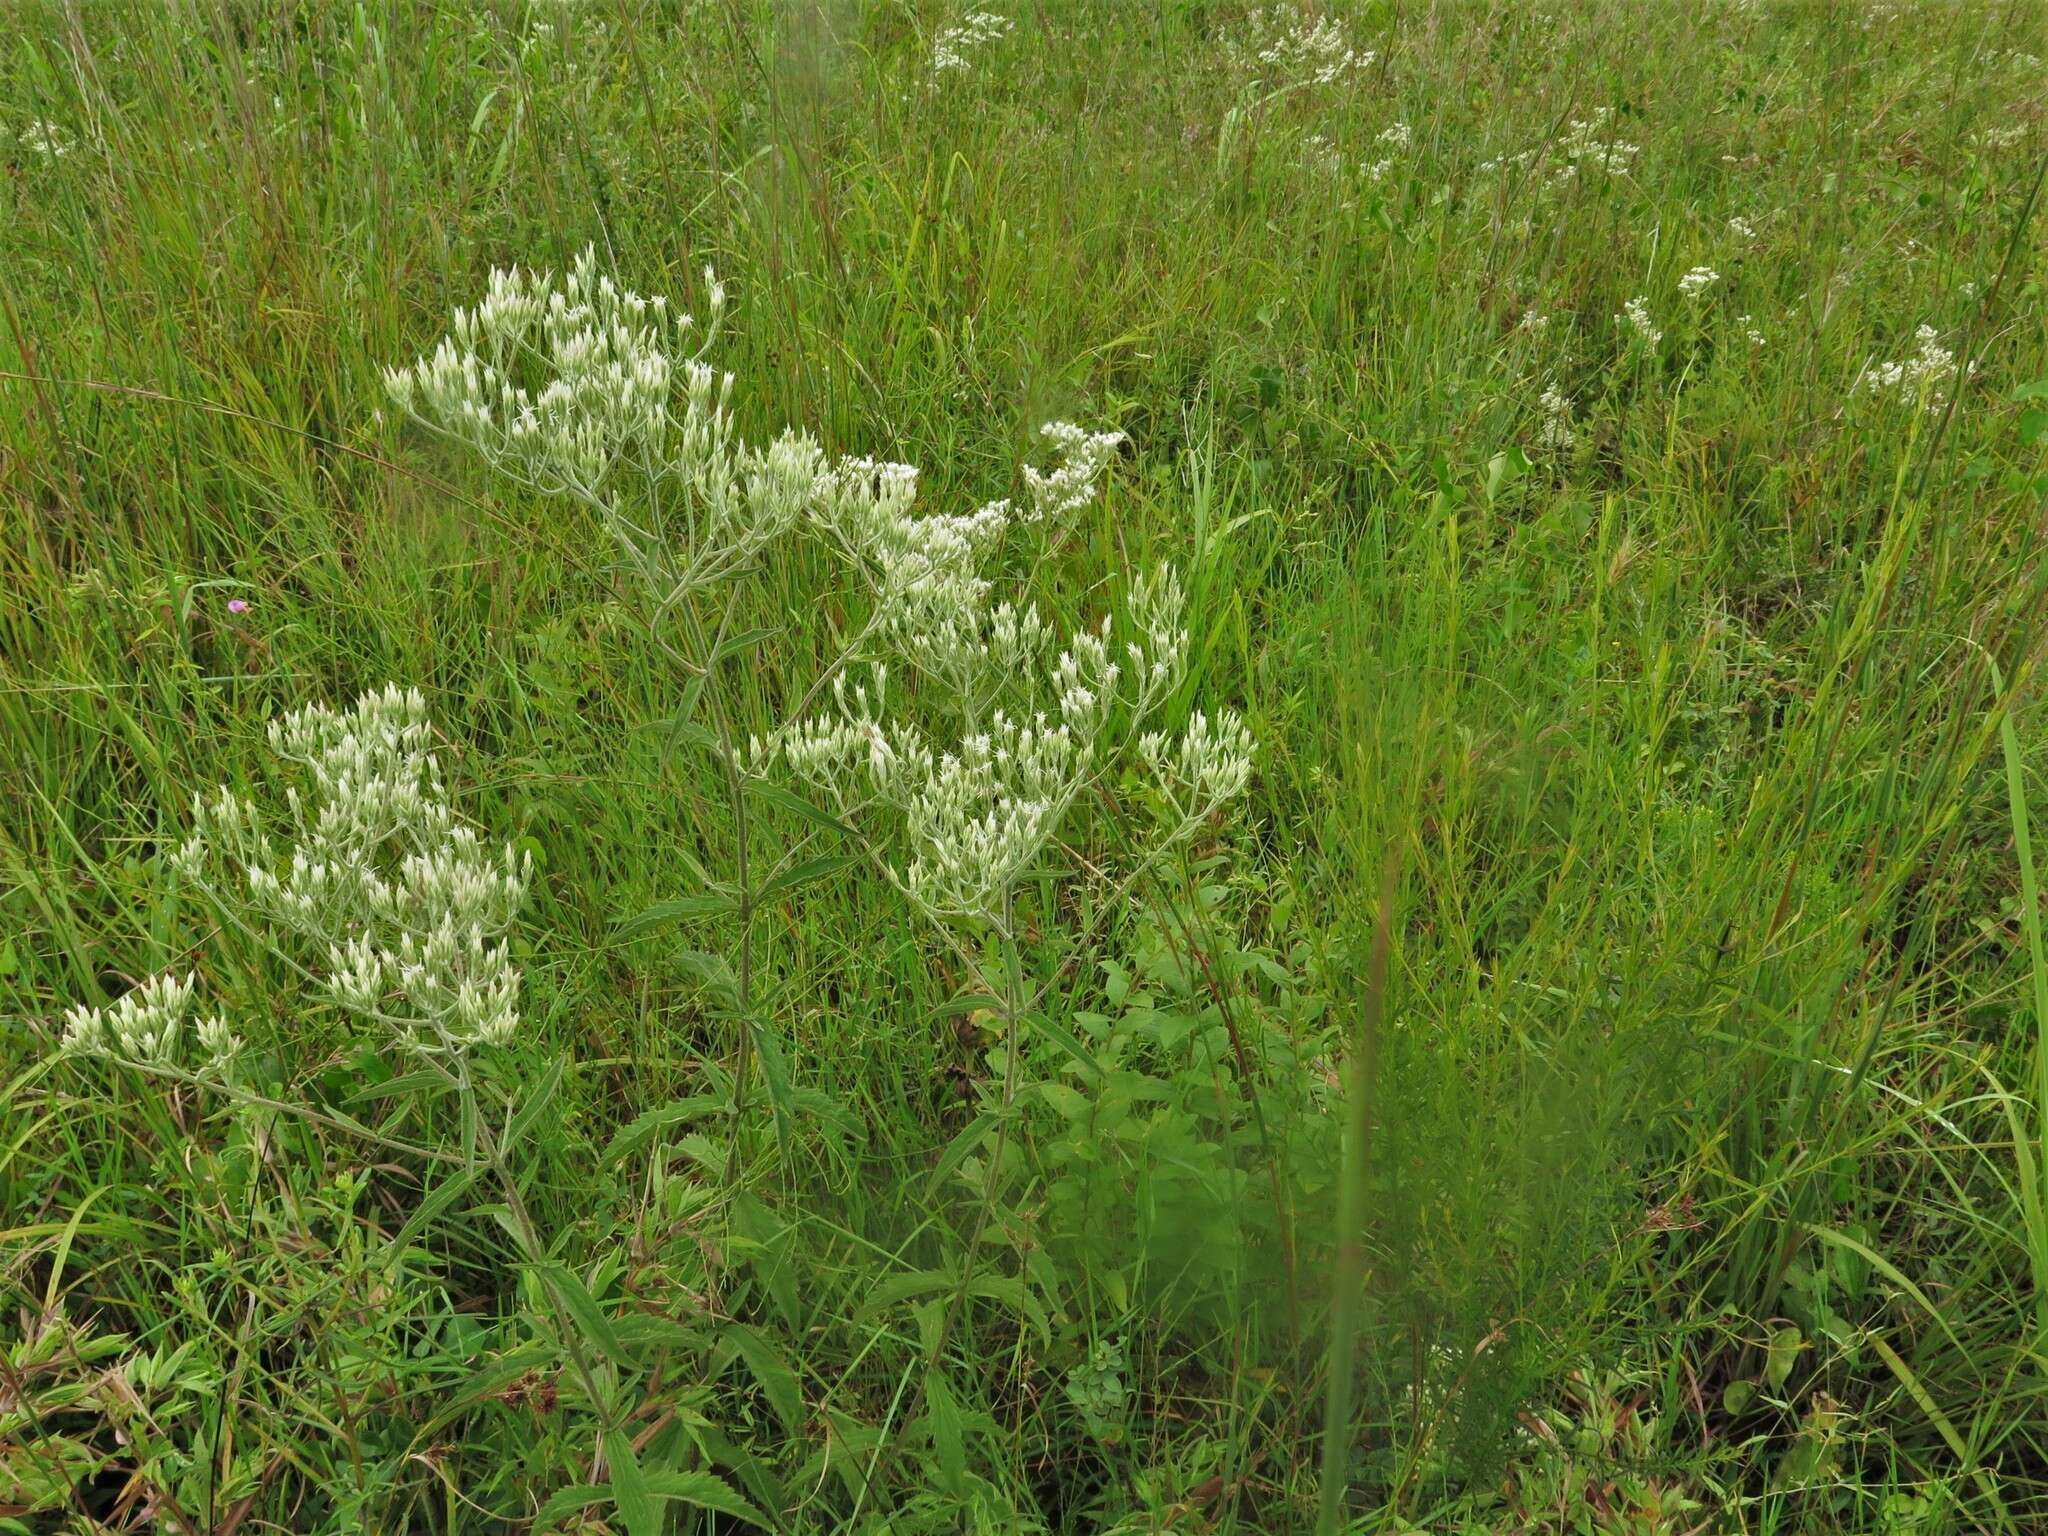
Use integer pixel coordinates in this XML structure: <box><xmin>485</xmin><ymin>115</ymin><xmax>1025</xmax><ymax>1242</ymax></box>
<box><xmin>384</xmin><ymin>247</ymin><xmax>826</xmax><ymax>599</ymax></box>
<box><xmin>1737</xmin><ymin>314</ymin><xmax>1765</xmax><ymax>349</ymax></box>
<box><xmin>1678</xmin><ymin>265</ymin><xmax>1720</xmax><ymax>298</ymax></box>
<box><xmin>809</xmin><ymin>423</ymin><xmax>1120</xmax><ymax>697</ymax></box>
<box><xmin>1860</xmin><ymin>325</ymin><xmax>1974</xmax><ymax>411</ymax></box>
<box><xmin>931</xmin><ymin>11</ymin><xmax>1013</xmax><ymax>76</ymax></box>
<box><xmin>1020</xmin><ymin>421</ymin><xmax>1125</xmax><ymax>525</ymax></box>
<box><xmin>1363</xmin><ymin>120</ymin><xmax>1412</xmax><ymax>183</ymax></box>
<box><xmin>1229</xmin><ymin>7</ymin><xmax>1375</xmax><ymax>89</ymax></box>
<box><xmin>783</xmin><ymin>567</ymin><xmax>1250</xmax><ymax>926</ymax></box>
<box><xmin>1617</xmin><ymin>295</ymin><xmax>1663</xmax><ymax>348</ymax></box>
<box><xmin>1727</xmin><ymin>215</ymin><xmax>1758</xmax><ymax>242</ymax></box>
<box><xmin>1536</xmin><ymin>383</ymin><xmax>1575</xmax><ymax>451</ymax></box>
<box><xmin>1482</xmin><ymin>110</ymin><xmax>1639</xmax><ymax>187</ymax></box>
<box><xmin>16</xmin><ymin>118</ymin><xmax>74</xmax><ymax>161</ymax></box>
<box><xmin>171</xmin><ymin>685</ymin><xmax>531</xmax><ymax>1055</ymax></box>
<box><xmin>62</xmin><ymin>972</ymin><xmax>241</xmax><ymax>1075</ymax></box>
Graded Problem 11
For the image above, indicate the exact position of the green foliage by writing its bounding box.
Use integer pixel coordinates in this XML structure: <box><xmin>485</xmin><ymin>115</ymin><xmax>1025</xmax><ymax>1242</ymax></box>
<box><xmin>6</xmin><ymin>0</ymin><xmax>2048</xmax><ymax>1532</ymax></box>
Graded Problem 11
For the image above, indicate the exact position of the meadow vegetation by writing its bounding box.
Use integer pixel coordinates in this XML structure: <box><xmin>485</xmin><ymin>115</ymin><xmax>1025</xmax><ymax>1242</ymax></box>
<box><xmin>4</xmin><ymin>1</ymin><xmax>2048</xmax><ymax>1531</ymax></box>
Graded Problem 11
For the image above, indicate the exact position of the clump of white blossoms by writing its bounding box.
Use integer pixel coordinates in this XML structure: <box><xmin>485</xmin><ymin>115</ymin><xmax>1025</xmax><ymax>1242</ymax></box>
<box><xmin>62</xmin><ymin>972</ymin><xmax>242</xmax><ymax>1076</ymax></box>
<box><xmin>931</xmin><ymin>11</ymin><xmax>1013</xmax><ymax>77</ymax></box>
<box><xmin>1020</xmin><ymin>421</ymin><xmax>1126</xmax><ymax>525</ymax></box>
<box><xmin>1482</xmin><ymin>109</ymin><xmax>1638</xmax><ymax>187</ymax></box>
<box><xmin>16</xmin><ymin>118</ymin><xmax>74</xmax><ymax>161</ymax></box>
<box><xmin>1678</xmin><ymin>265</ymin><xmax>1720</xmax><ymax>299</ymax></box>
<box><xmin>1228</xmin><ymin>6</ymin><xmax>1375</xmax><ymax>89</ymax></box>
<box><xmin>1365</xmin><ymin>119</ymin><xmax>1412</xmax><ymax>182</ymax></box>
<box><xmin>1728</xmin><ymin>215</ymin><xmax>1758</xmax><ymax>242</ymax></box>
<box><xmin>1536</xmin><ymin>383</ymin><xmax>1575</xmax><ymax>452</ymax></box>
<box><xmin>170</xmin><ymin>685</ymin><xmax>531</xmax><ymax>1057</ymax></box>
<box><xmin>1860</xmin><ymin>324</ymin><xmax>1975</xmax><ymax>411</ymax></box>
<box><xmin>1617</xmin><ymin>295</ymin><xmax>1663</xmax><ymax>348</ymax></box>
<box><xmin>807</xmin><ymin>422</ymin><xmax>1122</xmax><ymax>706</ymax></box>
<box><xmin>782</xmin><ymin>566</ymin><xmax>1252</xmax><ymax>929</ymax></box>
<box><xmin>1552</xmin><ymin>110</ymin><xmax>1640</xmax><ymax>184</ymax></box>
<box><xmin>1737</xmin><ymin>314</ymin><xmax>1765</xmax><ymax>349</ymax></box>
<box><xmin>384</xmin><ymin>247</ymin><xmax>825</xmax><ymax>607</ymax></box>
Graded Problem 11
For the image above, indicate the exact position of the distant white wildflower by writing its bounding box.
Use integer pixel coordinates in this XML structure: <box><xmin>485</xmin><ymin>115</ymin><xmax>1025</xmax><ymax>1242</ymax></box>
<box><xmin>1737</xmin><ymin>314</ymin><xmax>1765</xmax><ymax>348</ymax></box>
<box><xmin>1480</xmin><ymin>109</ymin><xmax>1637</xmax><ymax>189</ymax></box>
<box><xmin>1552</xmin><ymin>109</ymin><xmax>1640</xmax><ymax>185</ymax></box>
<box><xmin>931</xmin><ymin>11</ymin><xmax>1012</xmax><ymax>77</ymax></box>
<box><xmin>1727</xmin><ymin>215</ymin><xmax>1757</xmax><ymax>242</ymax></box>
<box><xmin>1536</xmin><ymin>383</ymin><xmax>1575</xmax><ymax>452</ymax></box>
<box><xmin>1300</xmin><ymin>131</ymin><xmax>1347</xmax><ymax>179</ymax></box>
<box><xmin>1379</xmin><ymin>120</ymin><xmax>1413</xmax><ymax>149</ymax></box>
<box><xmin>17</xmin><ymin>118</ymin><xmax>73</xmax><ymax>161</ymax></box>
<box><xmin>1618</xmin><ymin>296</ymin><xmax>1663</xmax><ymax>348</ymax></box>
<box><xmin>1228</xmin><ymin>6</ymin><xmax>1375</xmax><ymax>89</ymax></box>
<box><xmin>1678</xmin><ymin>265</ymin><xmax>1720</xmax><ymax>298</ymax></box>
<box><xmin>1519</xmin><ymin>311</ymin><xmax>1551</xmax><ymax>335</ymax></box>
<box><xmin>1860</xmin><ymin>324</ymin><xmax>1974</xmax><ymax>411</ymax></box>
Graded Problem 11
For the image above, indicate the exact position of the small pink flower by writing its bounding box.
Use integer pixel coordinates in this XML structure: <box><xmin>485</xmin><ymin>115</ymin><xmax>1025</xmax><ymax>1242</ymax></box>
<box><xmin>227</xmin><ymin>598</ymin><xmax>249</xmax><ymax>614</ymax></box>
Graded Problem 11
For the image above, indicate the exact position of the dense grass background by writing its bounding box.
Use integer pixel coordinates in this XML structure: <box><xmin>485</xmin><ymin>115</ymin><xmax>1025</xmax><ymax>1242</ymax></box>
<box><xmin>5</xmin><ymin>1</ymin><xmax>2048</xmax><ymax>1530</ymax></box>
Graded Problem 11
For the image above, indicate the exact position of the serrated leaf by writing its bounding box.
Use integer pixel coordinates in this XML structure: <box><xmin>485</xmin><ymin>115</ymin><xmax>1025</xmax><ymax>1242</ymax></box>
<box><xmin>603</xmin><ymin>1095</ymin><xmax>723</xmax><ymax>1166</ymax></box>
<box><xmin>645</xmin><ymin>1469</ymin><xmax>767</xmax><ymax>1525</ymax></box>
<box><xmin>603</xmin><ymin>1427</ymin><xmax>659</xmax><ymax>1536</ymax></box>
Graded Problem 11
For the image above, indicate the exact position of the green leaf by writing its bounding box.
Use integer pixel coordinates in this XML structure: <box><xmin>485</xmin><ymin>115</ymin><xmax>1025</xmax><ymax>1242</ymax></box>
<box><xmin>345</xmin><ymin>1069</ymin><xmax>447</xmax><ymax>1104</ymax></box>
<box><xmin>723</xmin><ymin>1323</ymin><xmax>803</xmax><ymax>1434</ymax></box>
<box><xmin>1765</xmin><ymin>1325</ymin><xmax>1802</xmax><ymax>1391</ymax></box>
<box><xmin>536</xmin><ymin>1261</ymin><xmax>624</xmax><ymax>1362</ymax></box>
<box><xmin>858</xmin><ymin>1267</ymin><xmax>956</xmax><ymax>1321</ymax></box>
<box><xmin>502</xmin><ymin>1056</ymin><xmax>565</xmax><ymax>1154</ymax></box>
<box><xmin>748</xmin><ymin>780</ymin><xmax>860</xmax><ymax>840</ymax></box>
<box><xmin>1025</xmin><ymin>1009</ymin><xmax>1108</xmax><ymax>1083</ymax></box>
<box><xmin>603</xmin><ymin>1427</ymin><xmax>659</xmax><ymax>1536</ymax></box>
<box><xmin>712</xmin><ymin>625</ymin><xmax>781</xmax><ymax>664</ymax></box>
<box><xmin>1038</xmin><ymin>1081</ymin><xmax>1091</xmax><ymax>1119</ymax></box>
<box><xmin>388</xmin><ymin>1162</ymin><xmax>486</xmax><ymax>1253</ymax></box>
<box><xmin>603</xmin><ymin>1095</ymin><xmax>724</xmax><ymax>1167</ymax></box>
<box><xmin>613</xmin><ymin>892</ymin><xmax>736</xmax><ymax>940</ymax></box>
<box><xmin>643</xmin><ymin>1470</ymin><xmax>766</xmax><ymax>1526</ymax></box>
<box><xmin>927</xmin><ymin>1105</ymin><xmax>1001</xmax><ymax>1196</ymax></box>
<box><xmin>755</xmin><ymin>853</ymin><xmax>858</xmax><ymax>905</ymax></box>
<box><xmin>924</xmin><ymin>1366</ymin><xmax>967</xmax><ymax>1495</ymax></box>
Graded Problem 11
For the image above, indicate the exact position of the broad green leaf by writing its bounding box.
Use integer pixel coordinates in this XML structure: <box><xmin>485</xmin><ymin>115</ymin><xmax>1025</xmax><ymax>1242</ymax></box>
<box><xmin>603</xmin><ymin>1427</ymin><xmax>659</xmax><ymax>1536</ymax></box>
